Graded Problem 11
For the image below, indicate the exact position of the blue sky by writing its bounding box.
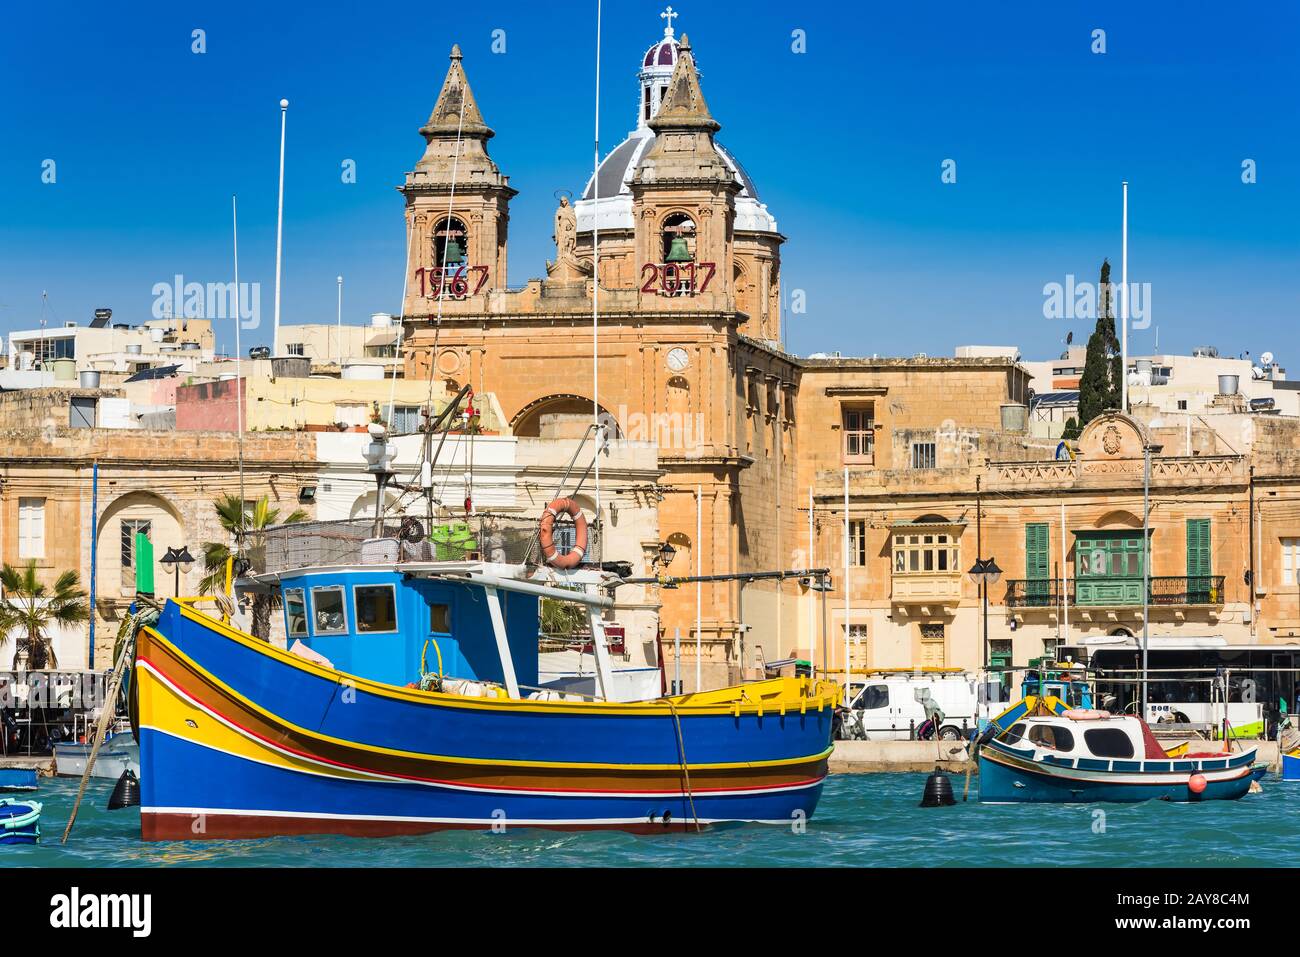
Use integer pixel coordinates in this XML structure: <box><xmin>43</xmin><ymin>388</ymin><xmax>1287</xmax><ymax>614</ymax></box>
<box><xmin>2</xmin><ymin>1</ymin><xmax>1297</xmax><ymax>364</ymax></box>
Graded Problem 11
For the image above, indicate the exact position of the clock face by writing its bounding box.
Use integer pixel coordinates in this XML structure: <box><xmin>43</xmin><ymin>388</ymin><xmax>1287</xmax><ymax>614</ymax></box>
<box><xmin>666</xmin><ymin>348</ymin><xmax>690</xmax><ymax>372</ymax></box>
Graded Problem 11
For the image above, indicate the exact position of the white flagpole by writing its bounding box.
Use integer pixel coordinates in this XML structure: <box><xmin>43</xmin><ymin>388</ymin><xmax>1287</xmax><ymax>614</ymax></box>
<box><xmin>232</xmin><ymin>196</ymin><xmax>246</xmax><ymax>537</ymax></box>
<box><xmin>273</xmin><ymin>98</ymin><xmax>289</xmax><ymax>356</ymax></box>
<box><xmin>843</xmin><ymin>467</ymin><xmax>850</xmax><ymax>695</ymax></box>
<box><xmin>336</xmin><ymin>275</ymin><xmax>343</xmax><ymax>366</ymax></box>
<box><xmin>808</xmin><ymin>485</ymin><xmax>815</xmax><ymax>680</ymax></box>
<box><xmin>696</xmin><ymin>484</ymin><xmax>702</xmax><ymax>692</ymax></box>
<box><xmin>1120</xmin><ymin>180</ymin><xmax>1129</xmax><ymax>412</ymax></box>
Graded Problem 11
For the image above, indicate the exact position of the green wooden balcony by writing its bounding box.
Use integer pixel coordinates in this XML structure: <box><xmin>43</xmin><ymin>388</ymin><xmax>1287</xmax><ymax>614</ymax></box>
<box><xmin>1005</xmin><ymin>576</ymin><xmax>1224</xmax><ymax>608</ymax></box>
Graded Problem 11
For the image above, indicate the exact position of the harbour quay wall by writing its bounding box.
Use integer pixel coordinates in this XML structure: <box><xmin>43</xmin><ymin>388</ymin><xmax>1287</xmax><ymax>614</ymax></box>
<box><xmin>829</xmin><ymin>739</ymin><xmax>1281</xmax><ymax>774</ymax></box>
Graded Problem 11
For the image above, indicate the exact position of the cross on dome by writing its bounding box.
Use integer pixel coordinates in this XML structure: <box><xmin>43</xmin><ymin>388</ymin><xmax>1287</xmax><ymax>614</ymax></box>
<box><xmin>661</xmin><ymin>6</ymin><xmax>678</xmax><ymax>37</ymax></box>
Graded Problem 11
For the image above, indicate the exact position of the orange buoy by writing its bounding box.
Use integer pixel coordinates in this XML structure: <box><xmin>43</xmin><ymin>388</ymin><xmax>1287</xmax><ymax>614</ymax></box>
<box><xmin>1188</xmin><ymin>773</ymin><xmax>1208</xmax><ymax>794</ymax></box>
<box><xmin>539</xmin><ymin>498</ymin><xmax>588</xmax><ymax>569</ymax></box>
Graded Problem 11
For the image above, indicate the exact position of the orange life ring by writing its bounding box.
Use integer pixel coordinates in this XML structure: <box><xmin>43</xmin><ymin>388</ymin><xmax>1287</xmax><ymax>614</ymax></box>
<box><xmin>539</xmin><ymin>497</ymin><xmax>588</xmax><ymax>569</ymax></box>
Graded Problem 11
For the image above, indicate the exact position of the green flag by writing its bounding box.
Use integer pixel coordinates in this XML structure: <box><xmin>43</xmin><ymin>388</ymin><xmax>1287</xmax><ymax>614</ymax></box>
<box><xmin>135</xmin><ymin>531</ymin><xmax>155</xmax><ymax>596</ymax></box>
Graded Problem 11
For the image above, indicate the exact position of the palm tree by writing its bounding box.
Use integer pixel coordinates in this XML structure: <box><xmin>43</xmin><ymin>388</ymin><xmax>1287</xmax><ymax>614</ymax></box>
<box><xmin>198</xmin><ymin>494</ymin><xmax>306</xmax><ymax>640</ymax></box>
<box><xmin>0</xmin><ymin>561</ymin><xmax>90</xmax><ymax>670</ymax></box>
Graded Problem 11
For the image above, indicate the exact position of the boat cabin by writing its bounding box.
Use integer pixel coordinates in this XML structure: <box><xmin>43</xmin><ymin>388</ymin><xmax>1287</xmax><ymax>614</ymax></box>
<box><xmin>279</xmin><ymin>567</ymin><xmax>541</xmax><ymax>690</ymax></box>
<box><xmin>999</xmin><ymin>712</ymin><xmax>1166</xmax><ymax>763</ymax></box>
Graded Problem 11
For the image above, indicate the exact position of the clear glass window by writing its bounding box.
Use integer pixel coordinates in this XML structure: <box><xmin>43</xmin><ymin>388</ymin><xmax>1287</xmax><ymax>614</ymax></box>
<box><xmin>858</xmin><ymin>685</ymin><xmax>889</xmax><ymax>710</ymax></box>
<box><xmin>311</xmin><ymin>586</ymin><xmax>348</xmax><ymax>634</ymax></box>
<box><xmin>285</xmin><ymin>588</ymin><xmax>307</xmax><ymax>637</ymax></box>
<box><xmin>355</xmin><ymin>584</ymin><xmax>398</xmax><ymax>633</ymax></box>
<box><xmin>1028</xmin><ymin>724</ymin><xmax>1075</xmax><ymax>752</ymax></box>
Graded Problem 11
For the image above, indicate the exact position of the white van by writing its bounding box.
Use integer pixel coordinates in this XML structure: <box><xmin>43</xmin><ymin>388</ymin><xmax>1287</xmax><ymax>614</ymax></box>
<box><xmin>840</xmin><ymin>672</ymin><xmax>978</xmax><ymax>741</ymax></box>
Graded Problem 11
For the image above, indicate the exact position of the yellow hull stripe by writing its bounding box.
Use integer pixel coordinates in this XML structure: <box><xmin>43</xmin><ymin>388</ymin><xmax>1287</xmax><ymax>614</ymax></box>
<box><xmin>141</xmin><ymin>624</ymin><xmax>834</xmax><ymax>774</ymax></box>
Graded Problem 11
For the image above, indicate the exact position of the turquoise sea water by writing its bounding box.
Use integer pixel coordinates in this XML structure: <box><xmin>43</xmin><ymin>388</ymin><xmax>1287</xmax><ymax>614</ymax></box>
<box><xmin>6</xmin><ymin>772</ymin><xmax>1298</xmax><ymax>867</ymax></box>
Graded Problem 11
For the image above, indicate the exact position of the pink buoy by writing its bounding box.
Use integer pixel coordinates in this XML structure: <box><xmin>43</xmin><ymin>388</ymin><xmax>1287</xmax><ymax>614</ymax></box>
<box><xmin>1188</xmin><ymin>773</ymin><xmax>1208</xmax><ymax>794</ymax></box>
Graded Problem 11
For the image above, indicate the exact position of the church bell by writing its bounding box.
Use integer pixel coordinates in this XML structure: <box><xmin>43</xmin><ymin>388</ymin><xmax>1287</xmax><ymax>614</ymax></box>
<box><xmin>665</xmin><ymin>237</ymin><xmax>692</xmax><ymax>263</ymax></box>
<box><xmin>443</xmin><ymin>239</ymin><xmax>466</xmax><ymax>265</ymax></box>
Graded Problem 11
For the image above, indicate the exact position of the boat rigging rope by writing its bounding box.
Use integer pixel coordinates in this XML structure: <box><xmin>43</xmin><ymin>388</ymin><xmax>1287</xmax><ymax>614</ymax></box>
<box><xmin>663</xmin><ymin>698</ymin><xmax>702</xmax><ymax>832</ymax></box>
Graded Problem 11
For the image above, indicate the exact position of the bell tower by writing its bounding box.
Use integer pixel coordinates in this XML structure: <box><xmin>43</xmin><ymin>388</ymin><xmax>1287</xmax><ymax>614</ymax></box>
<box><xmin>629</xmin><ymin>34</ymin><xmax>739</xmax><ymax>305</ymax></box>
<box><xmin>402</xmin><ymin>45</ymin><xmax>516</xmax><ymax>315</ymax></box>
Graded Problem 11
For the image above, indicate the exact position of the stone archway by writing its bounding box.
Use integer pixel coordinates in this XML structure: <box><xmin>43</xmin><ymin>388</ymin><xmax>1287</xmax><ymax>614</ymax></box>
<box><xmin>510</xmin><ymin>394</ymin><xmax>622</xmax><ymax>439</ymax></box>
<box><xmin>95</xmin><ymin>490</ymin><xmax>186</xmax><ymax>600</ymax></box>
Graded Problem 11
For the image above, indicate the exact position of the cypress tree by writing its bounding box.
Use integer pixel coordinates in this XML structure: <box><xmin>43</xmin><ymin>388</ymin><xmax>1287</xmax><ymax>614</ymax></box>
<box><xmin>1076</xmin><ymin>258</ymin><xmax>1122</xmax><ymax>426</ymax></box>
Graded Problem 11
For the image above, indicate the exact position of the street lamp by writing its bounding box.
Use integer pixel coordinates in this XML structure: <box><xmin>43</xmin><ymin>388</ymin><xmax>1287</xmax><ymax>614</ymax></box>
<box><xmin>656</xmin><ymin>541</ymin><xmax>677</xmax><ymax>570</ymax></box>
<box><xmin>161</xmin><ymin>545</ymin><xmax>195</xmax><ymax>597</ymax></box>
<box><xmin>967</xmin><ymin>556</ymin><xmax>1003</xmax><ymax>673</ymax></box>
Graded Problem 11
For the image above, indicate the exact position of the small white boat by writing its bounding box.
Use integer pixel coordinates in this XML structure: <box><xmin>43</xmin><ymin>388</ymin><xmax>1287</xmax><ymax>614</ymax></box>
<box><xmin>54</xmin><ymin>731</ymin><xmax>140</xmax><ymax>780</ymax></box>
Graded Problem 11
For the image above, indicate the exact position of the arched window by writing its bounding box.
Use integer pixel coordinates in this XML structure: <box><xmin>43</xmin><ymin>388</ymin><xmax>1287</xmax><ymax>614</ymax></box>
<box><xmin>661</xmin><ymin>213</ymin><xmax>695</xmax><ymax>263</ymax></box>
<box><xmin>432</xmin><ymin>216</ymin><xmax>469</xmax><ymax>269</ymax></box>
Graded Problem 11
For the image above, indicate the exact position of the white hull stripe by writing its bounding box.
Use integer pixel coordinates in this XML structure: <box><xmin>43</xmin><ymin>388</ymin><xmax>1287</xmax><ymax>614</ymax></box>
<box><xmin>140</xmin><ymin>806</ymin><xmax>795</xmax><ymax>827</ymax></box>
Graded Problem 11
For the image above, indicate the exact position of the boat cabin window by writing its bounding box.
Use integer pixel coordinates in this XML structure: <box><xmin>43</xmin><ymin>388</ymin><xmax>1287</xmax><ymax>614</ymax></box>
<box><xmin>429</xmin><ymin>602</ymin><xmax>450</xmax><ymax>633</ymax></box>
<box><xmin>284</xmin><ymin>588</ymin><xmax>307</xmax><ymax>638</ymax></box>
<box><xmin>857</xmin><ymin>684</ymin><xmax>889</xmax><ymax>710</ymax></box>
<box><xmin>1002</xmin><ymin>722</ymin><xmax>1027</xmax><ymax>743</ymax></box>
<box><xmin>1084</xmin><ymin>727</ymin><xmax>1135</xmax><ymax>759</ymax></box>
<box><xmin>1028</xmin><ymin>724</ymin><xmax>1075</xmax><ymax>752</ymax></box>
<box><xmin>355</xmin><ymin>584</ymin><xmax>398</xmax><ymax>633</ymax></box>
<box><xmin>311</xmin><ymin>586</ymin><xmax>347</xmax><ymax>635</ymax></box>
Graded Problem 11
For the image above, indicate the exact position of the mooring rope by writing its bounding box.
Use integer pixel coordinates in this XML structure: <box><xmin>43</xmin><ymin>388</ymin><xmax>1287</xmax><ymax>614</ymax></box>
<box><xmin>664</xmin><ymin>698</ymin><xmax>701</xmax><ymax>833</ymax></box>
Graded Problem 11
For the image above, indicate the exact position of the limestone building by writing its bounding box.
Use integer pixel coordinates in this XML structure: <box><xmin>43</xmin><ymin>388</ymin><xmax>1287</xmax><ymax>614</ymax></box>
<box><xmin>395</xmin><ymin>18</ymin><xmax>1035</xmax><ymax>685</ymax></box>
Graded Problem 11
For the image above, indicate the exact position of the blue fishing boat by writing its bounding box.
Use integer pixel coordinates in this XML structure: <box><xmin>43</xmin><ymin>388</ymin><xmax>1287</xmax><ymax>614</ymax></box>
<box><xmin>1283</xmin><ymin>749</ymin><xmax>1300</xmax><ymax>782</ymax></box>
<box><xmin>0</xmin><ymin>769</ymin><xmax>39</xmax><ymax>792</ymax></box>
<box><xmin>0</xmin><ymin>799</ymin><xmax>42</xmax><ymax>844</ymax></box>
<box><xmin>131</xmin><ymin>515</ymin><xmax>838</xmax><ymax>840</ymax></box>
<box><xmin>979</xmin><ymin>705</ymin><xmax>1256</xmax><ymax>803</ymax></box>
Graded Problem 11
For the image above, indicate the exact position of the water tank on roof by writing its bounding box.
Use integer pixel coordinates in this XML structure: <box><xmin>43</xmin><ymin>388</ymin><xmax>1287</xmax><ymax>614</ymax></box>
<box><xmin>370</xmin><ymin>313</ymin><xmax>394</xmax><ymax>328</ymax></box>
<box><xmin>1218</xmin><ymin>374</ymin><xmax>1240</xmax><ymax>395</ymax></box>
<box><xmin>1000</xmin><ymin>403</ymin><xmax>1028</xmax><ymax>433</ymax></box>
<box><xmin>271</xmin><ymin>355</ymin><xmax>311</xmax><ymax>379</ymax></box>
<box><xmin>1193</xmin><ymin>345</ymin><xmax>1219</xmax><ymax>359</ymax></box>
<box><xmin>342</xmin><ymin>362</ymin><xmax>385</xmax><ymax>381</ymax></box>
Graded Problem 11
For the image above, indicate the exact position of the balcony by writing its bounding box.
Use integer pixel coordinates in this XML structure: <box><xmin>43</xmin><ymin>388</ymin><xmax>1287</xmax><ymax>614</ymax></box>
<box><xmin>891</xmin><ymin>572</ymin><xmax>962</xmax><ymax>615</ymax></box>
<box><xmin>1005</xmin><ymin>576</ymin><xmax>1225</xmax><ymax>609</ymax></box>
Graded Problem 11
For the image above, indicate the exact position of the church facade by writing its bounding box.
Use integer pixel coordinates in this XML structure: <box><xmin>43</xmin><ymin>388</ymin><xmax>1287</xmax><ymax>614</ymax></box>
<box><xmin>399</xmin><ymin>17</ymin><xmax>1030</xmax><ymax>686</ymax></box>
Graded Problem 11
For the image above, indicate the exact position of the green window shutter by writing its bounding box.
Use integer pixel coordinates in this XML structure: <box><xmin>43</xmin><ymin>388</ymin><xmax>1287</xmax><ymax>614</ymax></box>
<box><xmin>1025</xmin><ymin>524</ymin><xmax>1050</xmax><ymax>579</ymax></box>
<box><xmin>1186</xmin><ymin>519</ymin><xmax>1211</xmax><ymax>577</ymax></box>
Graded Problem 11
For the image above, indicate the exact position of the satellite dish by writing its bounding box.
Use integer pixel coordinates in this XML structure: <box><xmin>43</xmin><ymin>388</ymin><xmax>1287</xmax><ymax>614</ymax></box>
<box><xmin>1065</xmin><ymin>331</ymin><xmax>1074</xmax><ymax>346</ymax></box>
<box><xmin>1260</xmin><ymin>351</ymin><xmax>1275</xmax><ymax>367</ymax></box>
<box><xmin>1252</xmin><ymin>365</ymin><xmax>1265</xmax><ymax>380</ymax></box>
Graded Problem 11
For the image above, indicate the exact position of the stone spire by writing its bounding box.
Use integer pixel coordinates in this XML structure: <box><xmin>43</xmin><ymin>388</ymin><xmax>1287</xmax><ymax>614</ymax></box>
<box><xmin>419</xmin><ymin>44</ymin><xmax>493</xmax><ymax>142</ymax></box>
<box><xmin>648</xmin><ymin>34</ymin><xmax>719</xmax><ymax>134</ymax></box>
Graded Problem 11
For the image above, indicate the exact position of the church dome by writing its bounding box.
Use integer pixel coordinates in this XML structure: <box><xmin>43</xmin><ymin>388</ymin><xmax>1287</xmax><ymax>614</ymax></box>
<box><xmin>643</xmin><ymin>36</ymin><xmax>679</xmax><ymax>69</ymax></box>
<box><xmin>574</xmin><ymin>11</ymin><xmax>778</xmax><ymax>236</ymax></box>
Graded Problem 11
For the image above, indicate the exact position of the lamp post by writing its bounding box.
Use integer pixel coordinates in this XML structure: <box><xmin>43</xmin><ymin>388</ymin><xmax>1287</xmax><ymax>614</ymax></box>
<box><xmin>967</xmin><ymin>556</ymin><xmax>1003</xmax><ymax>675</ymax></box>
<box><xmin>160</xmin><ymin>545</ymin><xmax>195</xmax><ymax>597</ymax></box>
